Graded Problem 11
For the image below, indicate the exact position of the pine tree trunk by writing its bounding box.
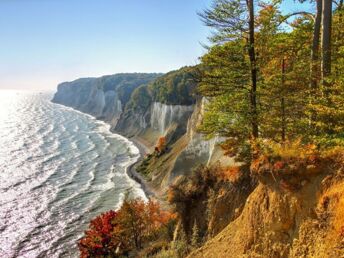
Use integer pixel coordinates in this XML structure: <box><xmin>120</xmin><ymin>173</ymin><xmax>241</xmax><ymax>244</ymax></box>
<box><xmin>246</xmin><ymin>0</ymin><xmax>259</xmax><ymax>139</ymax></box>
<box><xmin>281</xmin><ymin>59</ymin><xmax>286</xmax><ymax>142</ymax></box>
<box><xmin>322</xmin><ymin>0</ymin><xmax>332</xmax><ymax>81</ymax></box>
<box><xmin>310</xmin><ymin>0</ymin><xmax>322</xmax><ymax>89</ymax></box>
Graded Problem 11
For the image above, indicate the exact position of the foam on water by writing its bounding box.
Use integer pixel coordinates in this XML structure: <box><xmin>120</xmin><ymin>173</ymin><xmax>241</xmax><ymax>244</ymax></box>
<box><xmin>0</xmin><ymin>91</ymin><xmax>147</xmax><ymax>258</ymax></box>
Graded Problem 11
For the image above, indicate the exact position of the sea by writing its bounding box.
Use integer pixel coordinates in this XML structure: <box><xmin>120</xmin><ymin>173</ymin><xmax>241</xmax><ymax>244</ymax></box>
<box><xmin>0</xmin><ymin>90</ymin><xmax>147</xmax><ymax>258</ymax></box>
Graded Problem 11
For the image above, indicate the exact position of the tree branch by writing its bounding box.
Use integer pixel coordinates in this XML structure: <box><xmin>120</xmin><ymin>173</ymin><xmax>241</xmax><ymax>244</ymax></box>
<box><xmin>279</xmin><ymin>11</ymin><xmax>315</xmax><ymax>25</ymax></box>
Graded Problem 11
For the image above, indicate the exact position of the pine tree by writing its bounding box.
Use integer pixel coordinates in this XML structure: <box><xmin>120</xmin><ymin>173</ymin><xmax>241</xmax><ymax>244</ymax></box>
<box><xmin>191</xmin><ymin>220</ymin><xmax>201</xmax><ymax>248</ymax></box>
<box><xmin>199</xmin><ymin>0</ymin><xmax>259</xmax><ymax>139</ymax></box>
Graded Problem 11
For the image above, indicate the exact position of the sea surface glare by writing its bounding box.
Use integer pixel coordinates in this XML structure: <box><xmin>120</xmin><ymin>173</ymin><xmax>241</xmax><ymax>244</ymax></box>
<box><xmin>0</xmin><ymin>90</ymin><xmax>146</xmax><ymax>258</ymax></box>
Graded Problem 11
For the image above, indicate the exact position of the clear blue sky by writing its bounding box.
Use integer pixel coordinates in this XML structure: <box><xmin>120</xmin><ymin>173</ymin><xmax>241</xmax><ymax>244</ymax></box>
<box><xmin>0</xmin><ymin>0</ymin><xmax>312</xmax><ymax>90</ymax></box>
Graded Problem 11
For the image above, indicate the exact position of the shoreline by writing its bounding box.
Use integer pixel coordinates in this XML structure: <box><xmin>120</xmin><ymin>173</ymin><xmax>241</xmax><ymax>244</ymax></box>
<box><xmin>127</xmin><ymin>136</ymin><xmax>169</xmax><ymax>208</ymax></box>
<box><xmin>127</xmin><ymin>137</ymin><xmax>156</xmax><ymax>199</ymax></box>
<box><xmin>52</xmin><ymin>101</ymin><xmax>163</xmax><ymax>205</ymax></box>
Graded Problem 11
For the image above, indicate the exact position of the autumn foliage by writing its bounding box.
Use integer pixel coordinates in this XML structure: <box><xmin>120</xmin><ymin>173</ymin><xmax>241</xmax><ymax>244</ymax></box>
<box><xmin>79</xmin><ymin>210</ymin><xmax>119</xmax><ymax>257</ymax></box>
<box><xmin>155</xmin><ymin>136</ymin><xmax>167</xmax><ymax>154</ymax></box>
<box><xmin>218</xmin><ymin>166</ymin><xmax>241</xmax><ymax>183</ymax></box>
<box><xmin>78</xmin><ymin>198</ymin><xmax>175</xmax><ymax>257</ymax></box>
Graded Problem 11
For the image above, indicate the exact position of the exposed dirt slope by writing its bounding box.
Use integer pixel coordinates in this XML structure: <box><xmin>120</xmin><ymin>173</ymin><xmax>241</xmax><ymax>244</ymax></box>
<box><xmin>189</xmin><ymin>154</ymin><xmax>344</xmax><ymax>258</ymax></box>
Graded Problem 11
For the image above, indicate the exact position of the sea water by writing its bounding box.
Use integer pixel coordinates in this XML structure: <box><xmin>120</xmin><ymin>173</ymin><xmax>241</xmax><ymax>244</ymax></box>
<box><xmin>0</xmin><ymin>90</ymin><xmax>146</xmax><ymax>257</ymax></box>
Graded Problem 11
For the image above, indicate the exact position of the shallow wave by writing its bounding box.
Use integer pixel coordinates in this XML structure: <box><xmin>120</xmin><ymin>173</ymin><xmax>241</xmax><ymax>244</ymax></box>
<box><xmin>0</xmin><ymin>92</ymin><xmax>146</xmax><ymax>258</ymax></box>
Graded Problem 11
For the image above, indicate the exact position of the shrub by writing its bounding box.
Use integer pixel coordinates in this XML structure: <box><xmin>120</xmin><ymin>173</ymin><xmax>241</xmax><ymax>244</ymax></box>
<box><xmin>139</xmin><ymin>240</ymin><xmax>170</xmax><ymax>257</ymax></box>
<box><xmin>191</xmin><ymin>220</ymin><xmax>201</xmax><ymax>248</ymax></box>
<box><xmin>172</xmin><ymin>239</ymin><xmax>190</xmax><ymax>258</ymax></box>
<box><xmin>78</xmin><ymin>210</ymin><xmax>120</xmax><ymax>258</ymax></box>
<box><xmin>218</xmin><ymin>166</ymin><xmax>242</xmax><ymax>183</ymax></box>
<box><xmin>154</xmin><ymin>248</ymin><xmax>178</xmax><ymax>258</ymax></box>
<box><xmin>258</xmin><ymin>139</ymin><xmax>319</xmax><ymax>160</ymax></box>
<box><xmin>152</xmin><ymin>239</ymin><xmax>189</xmax><ymax>258</ymax></box>
<box><xmin>168</xmin><ymin>165</ymin><xmax>224</xmax><ymax>208</ymax></box>
<box><xmin>155</xmin><ymin>136</ymin><xmax>167</xmax><ymax>155</ymax></box>
<box><xmin>251</xmin><ymin>141</ymin><xmax>344</xmax><ymax>192</ymax></box>
<box><xmin>78</xmin><ymin>198</ymin><xmax>175</xmax><ymax>257</ymax></box>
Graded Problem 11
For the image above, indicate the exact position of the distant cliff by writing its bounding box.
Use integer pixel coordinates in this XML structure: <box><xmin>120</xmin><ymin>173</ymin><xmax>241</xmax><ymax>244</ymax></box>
<box><xmin>52</xmin><ymin>73</ymin><xmax>161</xmax><ymax>126</ymax></box>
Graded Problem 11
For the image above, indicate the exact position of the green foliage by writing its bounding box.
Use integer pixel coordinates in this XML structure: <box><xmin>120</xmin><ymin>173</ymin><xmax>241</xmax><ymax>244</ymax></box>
<box><xmin>153</xmin><ymin>240</ymin><xmax>189</xmax><ymax>258</ymax></box>
<box><xmin>198</xmin><ymin>41</ymin><xmax>251</xmax><ymax>142</ymax></box>
<box><xmin>167</xmin><ymin>229</ymin><xmax>190</xmax><ymax>258</ymax></box>
<box><xmin>308</xmin><ymin>46</ymin><xmax>344</xmax><ymax>138</ymax></box>
<box><xmin>100</xmin><ymin>73</ymin><xmax>161</xmax><ymax>104</ymax></box>
<box><xmin>136</xmin><ymin>153</ymin><xmax>154</xmax><ymax>177</ymax></box>
<box><xmin>199</xmin><ymin>0</ymin><xmax>248</xmax><ymax>43</ymax></box>
<box><xmin>191</xmin><ymin>220</ymin><xmax>201</xmax><ymax>248</ymax></box>
<box><xmin>153</xmin><ymin>248</ymin><xmax>178</xmax><ymax>258</ymax></box>
<box><xmin>258</xmin><ymin>12</ymin><xmax>313</xmax><ymax>141</ymax></box>
<box><xmin>125</xmin><ymin>67</ymin><xmax>197</xmax><ymax>113</ymax></box>
<box><xmin>150</xmin><ymin>228</ymin><xmax>189</xmax><ymax>258</ymax></box>
<box><xmin>139</xmin><ymin>241</ymin><xmax>170</xmax><ymax>257</ymax></box>
<box><xmin>126</xmin><ymin>85</ymin><xmax>152</xmax><ymax>111</ymax></box>
<box><xmin>148</xmin><ymin>66</ymin><xmax>197</xmax><ymax>105</ymax></box>
<box><xmin>198</xmin><ymin>0</ymin><xmax>344</xmax><ymax>160</ymax></box>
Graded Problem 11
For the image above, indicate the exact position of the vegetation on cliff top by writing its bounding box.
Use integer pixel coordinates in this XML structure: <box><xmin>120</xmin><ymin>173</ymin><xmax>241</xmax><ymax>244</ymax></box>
<box><xmin>147</xmin><ymin>66</ymin><xmax>197</xmax><ymax>105</ymax></box>
<box><xmin>198</xmin><ymin>0</ymin><xmax>344</xmax><ymax>160</ymax></box>
<box><xmin>127</xmin><ymin>67</ymin><xmax>198</xmax><ymax>112</ymax></box>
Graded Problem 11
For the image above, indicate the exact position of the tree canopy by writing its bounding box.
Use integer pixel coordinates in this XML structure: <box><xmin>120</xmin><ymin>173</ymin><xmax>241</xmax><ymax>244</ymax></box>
<box><xmin>198</xmin><ymin>0</ymin><xmax>344</xmax><ymax>159</ymax></box>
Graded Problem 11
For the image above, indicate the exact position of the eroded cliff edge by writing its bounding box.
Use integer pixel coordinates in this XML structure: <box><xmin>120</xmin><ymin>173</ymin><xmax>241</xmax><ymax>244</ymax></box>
<box><xmin>189</xmin><ymin>152</ymin><xmax>344</xmax><ymax>258</ymax></box>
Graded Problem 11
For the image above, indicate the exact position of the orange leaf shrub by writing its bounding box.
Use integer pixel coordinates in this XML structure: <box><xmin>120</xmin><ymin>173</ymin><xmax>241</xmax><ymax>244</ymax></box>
<box><xmin>78</xmin><ymin>210</ymin><xmax>119</xmax><ymax>258</ymax></box>
<box><xmin>78</xmin><ymin>198</ymin><xmax>175</xmax><ymax>257</ymax></box>
<box><xmin>218</xmin><ymin>166</ymin><xmax>241</xmax><ymax>183</ymax></box>
<box><xmin>156</xmin><ymin>136</ymin><xmax>167</xmax><ymax>153</ymax></box>
<box><xmin>251</xmin><ymin>140</ymin><xmax>325</xmax><ymax>179</ymax></box>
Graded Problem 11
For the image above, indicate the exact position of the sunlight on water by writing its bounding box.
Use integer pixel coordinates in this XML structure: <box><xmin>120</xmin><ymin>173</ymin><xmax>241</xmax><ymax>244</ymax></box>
<box><xmin>0</xmin><ymin>90</ymin><xmax>146</xmax><ymax>258</ymax></box>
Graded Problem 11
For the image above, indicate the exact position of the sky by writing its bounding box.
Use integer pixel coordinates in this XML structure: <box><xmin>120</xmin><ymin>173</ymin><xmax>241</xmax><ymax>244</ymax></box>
<box><xmin>0</xmin><ymin>0</ymin><xmax>312</xmax><ymax>91</ymax></box>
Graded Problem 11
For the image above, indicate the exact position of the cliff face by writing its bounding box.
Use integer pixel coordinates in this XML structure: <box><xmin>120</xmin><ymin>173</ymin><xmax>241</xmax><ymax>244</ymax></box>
<box><xmin>52</xmin><ymin>73</ymin><xmax>161</xmax><ymax>125</ymax></box>
<box><xmin>114</xmin><ymin>66</ymin><xmax>198</xmax><ymax>148</ymax></box>
<box><xmin>115</xmin><ymin>101</ymin><xmax>194</xmax><ymax>146</ymax></box>
<box><xmin>171</xmin><ymin>98</ymin><xmax>234</xmax><ymax>178</ymax></box>
<box><xmin>108</xmin><ymin>68</ymin><xmax>233</xmax><ymax>193</ymax></box>
<box><xmin>127</xmin><ymin>97</ymin><xmax>238</xmax><ymax>194</ymax></box>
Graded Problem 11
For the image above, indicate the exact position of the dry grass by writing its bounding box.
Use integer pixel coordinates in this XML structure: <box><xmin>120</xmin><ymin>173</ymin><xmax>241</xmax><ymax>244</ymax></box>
<box><xmin>259</xmin><ymin>139</ymin><xmax>319</xmax><ymax>159</ymax></box>
<box><xmin>321</xmin><ymin>181</ymin><xmax>344</xmax><ymax>238</ymax></box>
<box><xmin>218</xmin><ymin>166</ymin><xmax>241</xmax><ymax>183</ymax></box>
